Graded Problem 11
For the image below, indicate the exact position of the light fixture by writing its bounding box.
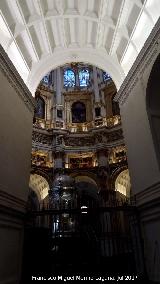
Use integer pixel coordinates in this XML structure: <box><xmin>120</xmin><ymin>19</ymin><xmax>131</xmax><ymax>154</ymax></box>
<box><xmin>81</xmin><ymin>205</ymin><xmax>88</xmax><ymax>214</ymax></box>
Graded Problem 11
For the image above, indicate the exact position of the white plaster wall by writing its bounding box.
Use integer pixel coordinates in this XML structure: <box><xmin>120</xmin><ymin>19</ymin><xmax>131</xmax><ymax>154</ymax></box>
<box><xmin>118</xmin><ymin>33</ymin><xmax>160</xmax><ymax>282</ymax></box>
<box><xmin>0</xmin><ymin>61</ymin><xmax>34</xmax><ymax>284</ymax></box>
<box><xmin>120</xmin><ymin>77</ymin><xmax>160</xmax><ymax>194</ymax></box>
<box><xmin>0</xmin><ymin>71</ymin><xmax>33</xmax><ymax>201</ymax></box>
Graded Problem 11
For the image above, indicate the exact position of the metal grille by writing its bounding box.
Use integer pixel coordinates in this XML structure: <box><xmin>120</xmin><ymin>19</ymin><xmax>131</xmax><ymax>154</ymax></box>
<box><xmin>22</xmin><ymin>198</ymin><xmax>146</xmax><ymax>280</ymax></box>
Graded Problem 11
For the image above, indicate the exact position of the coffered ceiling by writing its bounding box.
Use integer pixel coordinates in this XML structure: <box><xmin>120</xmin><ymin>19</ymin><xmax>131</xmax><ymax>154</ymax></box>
<box><xmin>0</xmin><ymin>0</ymin><xmax>159</xmax><ymax>94</ymax></box>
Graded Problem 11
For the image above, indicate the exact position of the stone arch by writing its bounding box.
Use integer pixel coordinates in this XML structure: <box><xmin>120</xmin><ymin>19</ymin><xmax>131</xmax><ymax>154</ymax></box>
<box><xmin>31</xmin><ymin>168</ymin><xmax>52</xmax><ymax>188</ymax></box>
<box><xmin>73</xmin><ymin>175</ymin><xmax>99</xmax><ymax>204</ymax></box>
<box><xmin>146</xmin><ymin>54</ymin><xmax>160</xmax><ymax>169</ymax></box>
<box><xmin>70</xmin><ymin>171</ymin><xmax>100</xmax><ymax>189</ymax></box>
<box><xmin>27</xmin><ymin>49</ymin><xmax>124</xmax><ymax>95</ymax></box>
<box><xmin>29</xmin><ymin>174</ymin><xmax>50</xmax><ymax>201</ymax></box>
<box><xmin>114</xmin><ymin>169</ymin><xmax>131</xmax><ymax>197</ymax></box>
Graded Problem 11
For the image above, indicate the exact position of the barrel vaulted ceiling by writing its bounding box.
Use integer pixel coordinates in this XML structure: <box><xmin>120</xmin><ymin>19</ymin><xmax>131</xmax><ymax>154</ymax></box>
<box><xmin>0</xmin><ymin>0</ymin><xmax>159</xmax><ymax>95</ymax></box>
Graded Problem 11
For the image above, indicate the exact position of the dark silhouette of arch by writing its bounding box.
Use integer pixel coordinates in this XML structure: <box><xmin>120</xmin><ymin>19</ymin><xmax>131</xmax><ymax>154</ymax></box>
<box><xmin>71</xmin><ymin>101</ymin><xmax>86</xmax><ymax>123</ymax></box>
<box><xmin>146</xmin><ymin>54</ymin><xmax>160</xmax><ymax>167</ymax></box>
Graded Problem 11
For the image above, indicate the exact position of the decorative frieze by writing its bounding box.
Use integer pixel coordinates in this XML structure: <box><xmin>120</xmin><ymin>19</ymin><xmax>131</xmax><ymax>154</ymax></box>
<box><xmin>32</xmin><ymin>131</ymin><xmax>53</xmax><ymax>146</ymax></box>
<box><xmin>64</xmin><ymin>136</ymin><xmax>95</xmax><ymax>146</ymax></box>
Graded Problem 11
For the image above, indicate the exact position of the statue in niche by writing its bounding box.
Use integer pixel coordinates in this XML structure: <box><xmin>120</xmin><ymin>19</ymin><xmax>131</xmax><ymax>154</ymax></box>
<box><xmin>71</xmin><ymin>101</ymin><xmax>86</xmax><ymax>123</ymax></box>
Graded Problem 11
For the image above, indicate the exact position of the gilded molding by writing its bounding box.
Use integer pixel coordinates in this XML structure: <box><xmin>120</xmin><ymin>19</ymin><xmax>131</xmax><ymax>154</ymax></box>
<box><xmin>0</xmin><ymin>45</ymin><xmax>35</xmax><ymax>113</ymax></box>
<box><xmin>114</xmin><ymin>18</ymin><xmax>160</xmax><ymax>105</ymax></box>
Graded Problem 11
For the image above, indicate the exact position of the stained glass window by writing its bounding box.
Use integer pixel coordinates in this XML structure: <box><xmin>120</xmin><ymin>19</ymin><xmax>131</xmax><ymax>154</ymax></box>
<box><xmin>103</xmin><ymin>72</ymin><xmax>111</xmax><ymax>82</ymax></box>
<box><xmin>42</xmin><ymin>73</ymin><xmax>49</xmax><ymax>84</ymax></box>
<box><xmin>79</xmin><ymin>69</ymin><xmax>90</xmax><ymax>87</ymax></box>
<box><xmin>64</xmin><ymin>69</ymin><xmax>75</xmax><ymax>87</ymax></box>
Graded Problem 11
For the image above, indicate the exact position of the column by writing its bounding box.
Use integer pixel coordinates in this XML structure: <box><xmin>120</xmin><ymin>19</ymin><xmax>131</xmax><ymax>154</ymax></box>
<box><xmin>101</xmin><ymin>90</ymin><xmax>106</xmax><ymax>117</ymax></box>
<box><xmin>106</xmin><ymin>93</ymin><xmax>113</xmax><ymax>118</ymax></box>
<box><xmin>65</xmin><ymin>154</ymin><xmax>69</xmax><ymax>168</ymax></box>
<box><xmin>52</xmin><ymin>70</ymin><xmax>57</xmax><ymax>124</ymax></box>
<box><xmin>75</xmin><ymin>69</ymin><xmax>79</xmax><ymax>87</ymax></box>
<box><xmin>93</xmin><ymin>66</ymin><xmax>100</xmax><ymax>103</ymax></box>
<box><xmin>56</xmin><ymin>67</ymin><xmax>62</xmax><ymax>105</ymax></box>
<box><xmin>54</xmin><ymin>152</ymin><xmax>63</xmax><ymax>169</ymax></box>
<box><xmin>97</xmin><ymin>149</ymin><xmax>108</xmax><ymax>167</ymax></box>
<box><xmin>55</xmin><ymin>67</ymin><xmax>65</xmax><ymax>127</ymax></box>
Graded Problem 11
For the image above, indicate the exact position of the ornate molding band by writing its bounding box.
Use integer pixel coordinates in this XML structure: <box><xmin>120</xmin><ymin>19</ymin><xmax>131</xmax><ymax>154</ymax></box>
<box><xmin>134</xmin><ymin>181</ymin><xmax>160</xmax><ymax>209</ymax></box>
<box><xmin>0</xmin><ymin>45</ymin><xmax>35</xmax><ymax>113</ymax></box>
<box><xmin>0</xmin><ymin>189</ymin><xmax>27</xmax><ymax>214</ymax></box>
<box><xmin>114</xmin><ymin>18</ymin><xmax>160</xmax><ymax>105</ymax></box>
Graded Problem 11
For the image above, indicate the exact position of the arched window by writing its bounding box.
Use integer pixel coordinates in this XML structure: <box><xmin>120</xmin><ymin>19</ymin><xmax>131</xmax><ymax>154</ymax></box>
<box><xmin>103</xmin><ymin>72</ymin><xmax>111</xmax><ymax>82</ymax></box>
<box><xmin>79</xmin><ymin>69</ymin><xmax>90</xmax><ymax>87</ymax></box>
<box><xmin>35</xmin><ymin>96</ymin><xmax>45</xmax><ymax>119</ymax></box>
<box><xmin>71</xmin><ymin>102</ymin><xmax>86</xmax><ymax>123</ymax></box>
<box><xmin>42</xmin><ymin>73</ymin><xmax>50</xmax><ymax>85</ymax></box>
<box><xmin>64</xmin><ymin>69</ymin><xmax>75</xmax><ymax>87</ymax></box>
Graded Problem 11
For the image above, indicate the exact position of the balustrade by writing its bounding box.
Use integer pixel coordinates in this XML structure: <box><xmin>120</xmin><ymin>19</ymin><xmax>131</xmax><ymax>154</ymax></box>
<box><xmin>33</xmin><ymin>115</ymin><xmax>121</xmax><ymax>132</ymax></box>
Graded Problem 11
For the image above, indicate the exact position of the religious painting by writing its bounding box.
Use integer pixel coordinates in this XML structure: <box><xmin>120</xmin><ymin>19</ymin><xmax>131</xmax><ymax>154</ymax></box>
<box><xmin>71</xmin><ymin>101</ymin><xmax>86</xmax><ymax>123</ymax></box>
<box><xmin>35</xmin><ymin>96</ymin><xmax>45</xmax><ymax>119</ymax></box>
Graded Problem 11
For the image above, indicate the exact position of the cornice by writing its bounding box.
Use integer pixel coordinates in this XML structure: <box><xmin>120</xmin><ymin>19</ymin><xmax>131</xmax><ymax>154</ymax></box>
<box><xmin>0</xmin><ymin>189</ymin><xmax>26</xmax><ymax>214</ymax></box>
<box><xmin>114</xmin><ymin>18</ymin><xmax>160</xmax><ymax>105</ymax></box>
<box><xmin>0</xmin><ymin>45</ymin><xmax>35</xmax><ymax>113</ymax></box>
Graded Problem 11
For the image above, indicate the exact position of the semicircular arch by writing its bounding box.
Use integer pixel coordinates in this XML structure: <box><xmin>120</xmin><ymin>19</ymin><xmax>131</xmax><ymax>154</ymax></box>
<box><xmin>27</xmin><ymin>49</ymin><xmax>124</xmax><ymax>95</ymax></box>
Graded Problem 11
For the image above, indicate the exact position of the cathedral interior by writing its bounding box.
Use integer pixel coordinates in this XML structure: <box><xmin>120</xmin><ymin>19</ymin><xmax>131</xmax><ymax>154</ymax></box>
<box><xmin>0</xmin><ymin>1</ymin><xmax>160</xmax><ymax>283</ymax></box>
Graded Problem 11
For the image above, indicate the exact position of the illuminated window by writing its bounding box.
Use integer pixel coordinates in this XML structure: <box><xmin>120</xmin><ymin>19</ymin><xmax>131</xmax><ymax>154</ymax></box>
<box><xmin>103</xmin><ymin>72</ymin><xmax>111</xmax><ymax>82</ymax></box>
<box><xmin>79</xmin><ymin>69</ymin><xmax>90</xmax><ymax>87</ymax></box>
<box><xmin>42</xmin><ymin>73</ymin><xmax>50</xmax><ymax>84</ymax></box>
<box><xmin>64</xmin><ymin>69</ymin><xmax>75</xmax><ymax>87</ymax></box>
